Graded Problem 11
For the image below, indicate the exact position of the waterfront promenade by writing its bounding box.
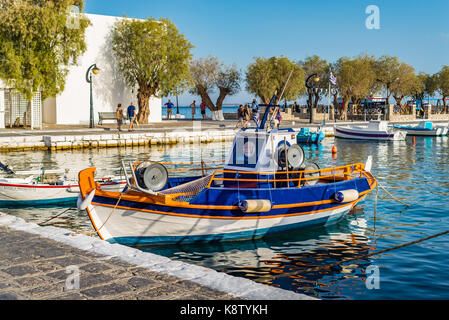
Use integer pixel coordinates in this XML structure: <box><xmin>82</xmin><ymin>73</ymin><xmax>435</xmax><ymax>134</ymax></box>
<box><xmin>0</xmin><ymin>118</ymin><xmax>442</xmax><ymax>153</ymax></box>
<box><xmin>0</xmin><ymin>213</ymin><xmax>313</xmax><ymax>300</ymax></box>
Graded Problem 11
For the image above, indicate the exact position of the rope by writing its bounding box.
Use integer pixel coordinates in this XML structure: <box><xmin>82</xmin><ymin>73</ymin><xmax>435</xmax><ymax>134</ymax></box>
<box><xmin>266</xmin><ymin>227</ymin><xmax>449</xmax><ymax>281</ymax></box>
<box><xmin>38</xmin><ymin>208</ymin><xmax>73</xmax><ymax>226</ymax></box>
<box><xmin>96</xmin><ymin>193</ymin><xmax>123</xmax><ymax>232</ymax></box>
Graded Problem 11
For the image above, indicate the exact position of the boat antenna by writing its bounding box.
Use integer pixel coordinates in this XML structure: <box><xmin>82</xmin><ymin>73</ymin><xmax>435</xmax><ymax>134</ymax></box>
<box><xmin>259</xmin><ymin>69</ymin><xmax>294</xmax><ymax>130</ymax></box>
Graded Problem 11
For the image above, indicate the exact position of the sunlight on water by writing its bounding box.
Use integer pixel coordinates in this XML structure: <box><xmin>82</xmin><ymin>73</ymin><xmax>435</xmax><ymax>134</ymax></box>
<box><xmin>2</xmin><ymin>135</ymin><xmax>449</xmax><ymax>299</ymax></box>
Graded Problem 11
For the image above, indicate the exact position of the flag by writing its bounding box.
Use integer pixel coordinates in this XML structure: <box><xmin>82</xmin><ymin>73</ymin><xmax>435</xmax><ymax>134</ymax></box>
<box><xmin>329</xmin><ymin>71</ymin><xmax>337</xmax><ymax>86</ymax></box>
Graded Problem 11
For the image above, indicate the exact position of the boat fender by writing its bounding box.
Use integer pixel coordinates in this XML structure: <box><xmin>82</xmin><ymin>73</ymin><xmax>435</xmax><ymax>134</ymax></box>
<box><xmin>333</xmin><ymin>189</ymin><xmax>359</xmax><ymax>203</ymax></box>
<box><xmin>238</xmin><ymin>200</ymin><xmax>272</xmax><ymax>213</ymax></box>
<box><xmin>77</xmin><ymin>189</ymin><xmax>96</xmax><ymax>210</ymax></box>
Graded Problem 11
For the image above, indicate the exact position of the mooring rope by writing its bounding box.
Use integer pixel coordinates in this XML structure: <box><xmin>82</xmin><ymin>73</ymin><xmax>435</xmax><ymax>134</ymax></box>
<box><xmin>38</xmin><ymin>208</ymin><xmax>73</xmax><ymax>226</ymax></box>
<box><xmin>96</xmin><ymin>193</ymin><xmax>123</xmax><ymax>232</ymax></box>
<box><xmin>264</xmin><ymin>227</ymin><xmax>449</xmax><ymax>282</ymax></box>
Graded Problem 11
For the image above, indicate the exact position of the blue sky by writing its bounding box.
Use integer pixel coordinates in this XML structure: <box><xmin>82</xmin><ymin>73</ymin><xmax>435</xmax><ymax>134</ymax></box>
<box><xmin>85</xmin><ymin>0</ymin><xmax>449</xmax><ymax>105</ymax></box>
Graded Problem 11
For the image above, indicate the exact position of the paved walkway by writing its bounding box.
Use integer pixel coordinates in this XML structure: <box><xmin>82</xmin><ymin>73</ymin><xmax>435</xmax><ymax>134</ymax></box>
<box><xmin>0</xmin><ymin>225</ymin><xmax>236</xmax><ymax>300</ymax></box>
<box><xmin>0</xmin><ymin>213</ymin><xmax>314</xmax><ymax>300</ymax></box>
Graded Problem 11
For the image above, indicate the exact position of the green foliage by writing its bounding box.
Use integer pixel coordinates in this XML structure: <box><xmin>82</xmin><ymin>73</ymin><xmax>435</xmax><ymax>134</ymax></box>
<box><xmin>0</xmin><ymin>0</ymin><xmax>90</xmax><ymax>100</ymax></box>
<box><xmin>111</xmin><ymin>17</ymin><xmax>193</xmax><ymax>123</ymax></box>
<box><xmin>437</xmin><ymin>66</ymin><xmax>449</xmax><ymax>98</ymax></box>
<box><xmin>246</xmin><ymin>56</ymin><xmax>305</xmax><ymax>104</ymax></box>
<box><xmin>301</xmin><ymin>55</ymin><xmax>330</xmax><ymax>109</ymax></box>
<box><xmin>189</xmin><ymin>56</ymin><xmax>241</xmax><ymax>111</ymax></box>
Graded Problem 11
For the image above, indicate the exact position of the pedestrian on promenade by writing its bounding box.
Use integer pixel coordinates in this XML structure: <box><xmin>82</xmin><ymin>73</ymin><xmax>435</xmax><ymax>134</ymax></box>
<box><xmin>190</xmin><ymin>100</ymin><xmax>196</xmax><ymax>120</ymax></box>
<box><xmin>251</xmin><ymin>99</ymin><xmax>260</xmax><ymax>127</ymax></box>
<box><xmin>164</xmin><ymin>99</ymin><xmax>174</xmax><ymax>120</ymax></box>
<box><xmin>116</xmin><ymin>103</ymin><xmax>124</xmax><ymax>131</ymax></box>
<box><xmin>273</xmin><ymin>106</ymin><xmax>282</xmax><ymax>129</ymax></box>
<box><xmin>235</xmin><ymin>105</ymin><xmax>245</xmax><ymax>128</ymax></box>
<box><xmin>243</xmin><ymin>104</ymin><xmax>250</xmax><ymax>128</ymax></box>
<box><xmin>200</xmin><ymin>101</ymin><xmax>207</xmax><ymax>120</ymax></box>
<box><xmin>127</xmin><ymin>102</ymin><xmax>137</xmax><ymax>131</ymax></box>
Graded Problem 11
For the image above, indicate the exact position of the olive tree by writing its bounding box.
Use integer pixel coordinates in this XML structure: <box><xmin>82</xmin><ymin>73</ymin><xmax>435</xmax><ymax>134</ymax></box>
<box><xmin>111</xmin><ymin>17</ymin><xmax>193</xmax><ymax>124</ymax></box>
<box><xmin>0</xmin><ymin>0</ymin><xmax>90</xmax><ymax>100</ymax></box>
<box><xmin>300</xmin><ymin>55</ymin><xmax>330</xmax><ymax>111</ymax></box>
<box><xmin>437</xmin><ymin>66</ymin><xmax>449</xmax><ymax>112</ymax></box>
<box><xmin>246</xmin><ymin>56</ymin><xmax>305</xmax><ymax>105</ymax></box>
<box><xmin>189</xmin><ymin>56</ymin><xmax>241</xmax><ymax>120</ymax></box>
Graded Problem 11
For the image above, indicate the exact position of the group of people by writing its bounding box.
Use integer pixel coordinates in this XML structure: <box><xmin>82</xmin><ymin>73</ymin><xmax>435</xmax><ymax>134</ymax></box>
<box><xmin>116</xmin><ymin>102</ymin><xmax>137</xmax><ymax>132</ymax></box>
<box><xmin>164</xmin><ymin>100</ymin><xmax>207</xmax><ymax>120</ymax></box>
<box><xmin>235</xmin><ymin>99</ymin><xmax>282</xmax><ymax>129</ymax></box>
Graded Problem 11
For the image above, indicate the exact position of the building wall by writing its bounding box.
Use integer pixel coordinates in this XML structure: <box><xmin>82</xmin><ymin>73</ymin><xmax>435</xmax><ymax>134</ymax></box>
<box><xmin>45</xmin><ymin>13</ymin><xmax>161</xmax><ymax>125</ymax></box>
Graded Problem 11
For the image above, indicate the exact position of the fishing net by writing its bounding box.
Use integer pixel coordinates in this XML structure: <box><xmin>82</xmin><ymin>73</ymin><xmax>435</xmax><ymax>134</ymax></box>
<box><xmin>160</xmin><ymin>174</ymin><xmax>213</xmax><ymax>202</ymax></box>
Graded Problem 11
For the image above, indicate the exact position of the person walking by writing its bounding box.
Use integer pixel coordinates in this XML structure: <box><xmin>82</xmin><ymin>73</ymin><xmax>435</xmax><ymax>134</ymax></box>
<box><xmin>116</xmin><ymin>103</ymin><xmax>124</xmax><ymax>131</ymax></box>
<box><xmin>200</xmin><ymin>101</ymin><xmax>207</xmax><ymax>120</ymax></box>
<box><xmin>273</xmin><ymin>106</ymin><xmax>282</xmax><ymax>129</ymax></box>
<box><xmin>251</xmin><ymin>99</ymin><xmax>260</xmax><ymax>127</ymax></box>
<box><xmin>243</xmin><ymin>104</ymin><xmax>251</xmax><ymax>128</ymax></box>
<box><xmin>190</xmin><ymin>100</ymin><xmax>196</xmax><ymax>120</ymax></box>
<box><xmin>127</xmin><ymin>102</ymin><xmax>137</xmax><ymax>131</ymax></box>
<box><xmin>235</xmin><ymin>105</ymin><xmax>245</xmax><ymax>128</ymax></box>
<box><xmin>164</xmin><ymin>99</ymin><xmax>174</xmax><ymax>120</ymax></box>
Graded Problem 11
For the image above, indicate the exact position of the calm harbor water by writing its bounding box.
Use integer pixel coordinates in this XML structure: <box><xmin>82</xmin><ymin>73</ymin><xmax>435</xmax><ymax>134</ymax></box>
<box><xmin>1</xmin><ymin>135</ymin><xmax>449</xmax><ymax>300</ymax></box>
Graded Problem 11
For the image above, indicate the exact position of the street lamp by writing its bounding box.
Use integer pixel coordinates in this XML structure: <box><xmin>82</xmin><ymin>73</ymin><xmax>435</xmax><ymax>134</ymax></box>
<box><xmin>86</xmin><ymin>64</ymin><xmax>100</xmax><ymax>128</ymax></box>
<box><xmin>306</xmin><ymin>74</ymin><xmax>320</xmax><ymax>124</ymax></box>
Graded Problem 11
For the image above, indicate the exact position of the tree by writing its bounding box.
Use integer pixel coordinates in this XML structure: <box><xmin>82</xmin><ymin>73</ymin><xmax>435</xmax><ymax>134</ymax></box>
<box><xmin>300</xmin><ymin>55</ymin><xmax>330</xmax><ymax>110</ymax></box>
<box><xmin>333</xmin><ymin>55</ymin><xmax>377</xmax><ymax>120</ymax></box>
<box><xmin>389</xmin><ymin>62</ymin><xmax>420</xmax><ymax>114</ymax></box>
<box><xmin>0</xmin><ymin>0</ymin><xmax>90</xmax><ymax>101</ymax></box>
<box><xmin>189</xmin><ymin>56</ymin><xmax>241</xmax><ymax>120</ymax></box>
<box><xmin>246</xmin><ymin>56</ymin><xmax>305</xmax><ymax>105</ymax></box>
<box><xmin>413</xmin><ymin>72</ymin><xmax>438</xmax><ymax>104</ymax></box>
<box><xmin>437</xmin><ymin>66</ymin><xmax>449</xmax><ymax>113</ymax></box>
<box><xmin>111</xmin><ymin>17</ymin><xmax>193</xmax><ymax>124</ymax></box>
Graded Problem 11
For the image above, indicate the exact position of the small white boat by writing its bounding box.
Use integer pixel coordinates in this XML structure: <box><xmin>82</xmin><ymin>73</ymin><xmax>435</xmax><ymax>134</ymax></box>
<box><xmin>0</xmin><ymin>175</ymin><xmax>126</xmax><ymax>207</ymax></box>
<box><xmin>393</xmin><ymin>121</ymin><xmax>449</xmax><ymax>136</ymax></box>
<box><xmin>334</xmin><ymin>120</ymin><xmax>406</xmax><ymax>141</ymax></box>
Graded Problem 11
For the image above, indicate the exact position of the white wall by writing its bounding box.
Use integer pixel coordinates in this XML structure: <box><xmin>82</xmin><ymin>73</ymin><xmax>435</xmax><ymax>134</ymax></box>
<box><xmin>52</xmin><ymin>14</ymin><xmax>161</xmax><ymax>125</ymax></box>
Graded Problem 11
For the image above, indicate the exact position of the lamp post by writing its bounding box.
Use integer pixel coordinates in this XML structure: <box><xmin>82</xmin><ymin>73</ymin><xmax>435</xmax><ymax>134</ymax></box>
<box><xmin>306</xmin><ymin>74</ymin><xmax>320</xmax><ymax>124</ymax></box>
<box><xmin>86</xmin><ymin>64</ymin><xmax>100</xmax><ymax>128</ymax></box>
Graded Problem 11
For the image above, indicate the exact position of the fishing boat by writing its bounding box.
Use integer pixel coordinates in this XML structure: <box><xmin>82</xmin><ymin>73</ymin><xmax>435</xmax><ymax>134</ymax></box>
<box><xmin>0</xmin><ymin>170</ymin><xmax>126</xmax><ymax>207</ymax></box>
<box><xmin>393</xmin><ymin>121</ymin><xmax>449</xmax><ymax>136</ymax></box>
<box><xmin>77</xmin><ymin>93</ymin><xmax>378</xmax><ymax>246</ymax></box>
<box><xmin>296</xmin><ymin>128</ymin><xmax>325</xmax><ymax>144</ymax></box>
<box><xmin>334</xmin><ymin>120</ymin><xmax>406</xmax><ymax>141</ymax></box>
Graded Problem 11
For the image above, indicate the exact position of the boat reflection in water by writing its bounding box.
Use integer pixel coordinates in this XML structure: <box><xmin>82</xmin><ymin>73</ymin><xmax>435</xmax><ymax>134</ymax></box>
<box><xmin>143</xmin><ymin>207</ymin><xmax>372</xmax><ymax>300</ymax></box>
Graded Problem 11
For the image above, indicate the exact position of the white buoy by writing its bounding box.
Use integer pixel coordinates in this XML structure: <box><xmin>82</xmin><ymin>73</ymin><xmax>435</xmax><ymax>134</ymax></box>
<box><xmin>333</xmin><ymin>189</ymin><xmax>359</xmax><ymax>203</ymax></box>
<box><xmin>77</xmin><ymin>189</ymin><xmax>96</xmax><ymax>210</ymax></box>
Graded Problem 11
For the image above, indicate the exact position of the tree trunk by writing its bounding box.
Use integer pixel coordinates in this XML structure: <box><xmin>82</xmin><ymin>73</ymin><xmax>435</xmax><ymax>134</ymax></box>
<box><xmin>341</xmin><ymin>98</ymin><xmax>350</xmax><ymax>121</ymax></box>
<box><xmin>136</xmin><ymin>86</ymin><xmax>154</xmax><ymax>124</ymax></box>
<box><xmin>393</xmin><ymin>96</ymin><xmax>405</xmax><ymax>114</ymax></box>
<box><xmin>444</xmin><ymin>96</ymin><xmax>448</xmax><ymax>113</ymax></box>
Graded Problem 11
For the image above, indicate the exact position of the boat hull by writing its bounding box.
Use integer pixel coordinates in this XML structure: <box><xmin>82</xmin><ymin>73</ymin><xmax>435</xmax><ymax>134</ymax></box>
<box><xmin>86</xmin><ymin>201</ymin><xmax>358</xmax><ymax>245</ymax></box>
<box><xmin>394</xmin><ymin>126</ymin><xmax>448</xmax><ymax>136</ymax></box>
<box><xmin>0</xmin><ymin>181</ymin><xmax>126</xmax><ymax>207</ymax></box>
<box><xmin>334</xmin><ymin>126</ymin><xmax>406</xmax><ymax>141</ymax></box>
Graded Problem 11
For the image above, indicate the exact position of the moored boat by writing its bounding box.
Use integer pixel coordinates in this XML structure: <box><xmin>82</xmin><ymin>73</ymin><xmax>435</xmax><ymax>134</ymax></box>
<box><xmin>334</xmin><ymin>120</ymin><xmax>406</xmax><ymax>141</ymax></box>
<box><xmin>0</xmin><ymin>175</ymin><xmax>126</xmax><ymax>207</ymax></box>
<box><xmin>78</xmin><ymin>93</ymin><xmax>378</xmax><ymax>246</ymax></box>
<box><xmin>393</xmin><ymin>121</ymin><xmax>449</xmax><ymax>136</ymax></box>
<box><xmin>296</xmin><ymin>128</ymin><xmax>325</xmax><ymax>144</ymax></box>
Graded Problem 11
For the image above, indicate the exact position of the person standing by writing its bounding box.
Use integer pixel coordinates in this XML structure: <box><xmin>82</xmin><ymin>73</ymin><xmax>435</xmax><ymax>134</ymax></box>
<box><xmin>164</xmin><ymin>99</ymin><xmax>174</xmax><ymax>120</ymax></box>
<box><xmin>235</xmin><ymin>105</ymin><xmax>245</xmax><ymax>128</ymax></box>
<box><xmin>190</xmin><ymin>100</ymin><xmax>196</xmax><ymax>120</ymax></box>
<box><xmin>127</xmin><ymin>102</ymin><xmax>137</xmax><ymax>131</ymax></box>
<box><xmin>116</xmin><ymin>104</ymin><xmax>124</xmax><ymax>131</ymax></box>
<box><xmin>200</xmin><ymin>101</ymin><xmax>207</xmax><ymax>120</ymax></box>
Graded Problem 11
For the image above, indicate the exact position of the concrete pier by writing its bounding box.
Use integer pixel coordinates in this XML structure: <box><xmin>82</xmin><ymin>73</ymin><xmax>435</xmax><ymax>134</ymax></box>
<box><xmin>0</xmin><ymin>213</ymin><xmax>315</xmax><ymax>300</ymax></box>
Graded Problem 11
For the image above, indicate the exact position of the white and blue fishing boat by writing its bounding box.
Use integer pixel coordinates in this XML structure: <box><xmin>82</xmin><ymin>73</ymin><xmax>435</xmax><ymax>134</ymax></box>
<box><xmin>393</xmin><ymin>121</ymin><xmax>449</xmax><ymax>136</ymax></box>
<box><xmin>296</xmin><ymin>128</ymin><xmax>325</xmax><ymax>144</ymax></box>
<box><xmin>334</xmin><ymin>120</ymin><xmax>406</xmax><ymax>141</ymax></box>
<box><xmin>78</xmin><ymin>93</ymin><xmax>377</xmax><ymax>245</ymax></box>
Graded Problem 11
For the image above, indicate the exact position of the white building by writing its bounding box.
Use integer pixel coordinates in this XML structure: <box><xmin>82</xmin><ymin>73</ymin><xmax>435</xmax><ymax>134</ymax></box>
<box><xmin>0</xmin><ymin>13</ymin><xmax>162</xmax><ymax>128</ymax></box>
